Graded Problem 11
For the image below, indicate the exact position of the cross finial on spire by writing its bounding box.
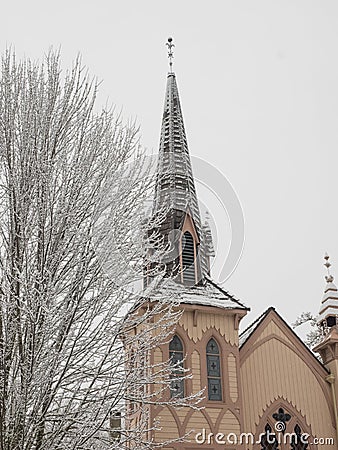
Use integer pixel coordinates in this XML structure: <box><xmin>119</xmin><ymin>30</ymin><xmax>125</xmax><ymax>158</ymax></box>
<box><xmin>324</xmin><ymin>252</ymin><xmax>334</xmax><ymax>283</ymax></box>
<box><xmin>166</xmin><ymin>37</ymin><xmax>175</xmax><ymax>73</ymax></box>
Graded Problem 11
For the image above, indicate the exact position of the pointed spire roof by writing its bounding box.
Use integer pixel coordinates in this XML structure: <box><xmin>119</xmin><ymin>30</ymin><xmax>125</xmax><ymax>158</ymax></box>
<box><xmin>144</xmin><ymin>39</ymin><xmax>246</xmax><ymax>310</ymax></box>
<box><xmin>148</xmin><ymin>39</ymin><xmax>214</xmax><ymax>286</ymax></box>
<box><xmin>318</xmin><ymin>253</ymin><xmax>338</xmax><ymax>324</ymax></box>
<box><xmin>153</xmin><ymin>72</ymin><xmax>202</xmax><ymax>234</ymax></box>
<box><xmin>152</xmin><ymin>70</ymin><xmax>211</xmax><ymax>282</ymax></box>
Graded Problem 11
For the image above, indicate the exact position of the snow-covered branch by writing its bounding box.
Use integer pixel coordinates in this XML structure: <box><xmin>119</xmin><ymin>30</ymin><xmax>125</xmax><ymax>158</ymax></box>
<box><xmin>0</xmin><ymin>50</ymin><xmax>199</xmax><ymax>450</ymax></box>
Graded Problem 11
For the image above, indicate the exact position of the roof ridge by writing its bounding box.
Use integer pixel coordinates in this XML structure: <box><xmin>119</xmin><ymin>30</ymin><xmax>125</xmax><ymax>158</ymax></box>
<box><xmin>239</xmin><ymin>306</ymin><xmax>275</xmax><ymax>338</ymax></box>
<box><xmin>205</xmin><ymin>277</ymin><xmax>249</xmax><ymax>310</ymax></box>
<box><xmin>238</xmin><ymin>307</ymin><xmax>329</xmax><ymax>373</ymax></box>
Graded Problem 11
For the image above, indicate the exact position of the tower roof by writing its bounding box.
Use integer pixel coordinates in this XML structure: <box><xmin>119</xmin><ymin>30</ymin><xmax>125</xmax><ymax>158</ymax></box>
<box><xmin>152</xmin><ymin>69</ymin><xmax>212</xmax><ymax>282</ymax></box>
<box><xmin>318</xmin><ymin>253</ymin><xmax>338</xmax><ymax>323</ymax></box>
<box><xmin>318</xmin><ymin>280</ymin><xmax>338</xmax><ymax>322</ymax></box>
<box><xmin>153</xmin><ymin>72</ymin><xmax>202</xmax><ymax>232</ymax></box>
<box><xmin>143</xmin><ymin>39</ymin><xmax>245</xmax><ymax>308</ymax></box>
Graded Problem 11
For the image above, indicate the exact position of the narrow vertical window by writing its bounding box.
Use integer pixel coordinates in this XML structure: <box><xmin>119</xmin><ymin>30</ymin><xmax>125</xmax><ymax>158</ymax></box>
<box><xmin>181</xmin><ymin>231</ymin><xmax>196</xmax><ymax>285</ymax></box>
<box><xmin>169</xmin><ymin>335</ymin><xmax>184</xmax><ymax>397</ymax></box>
<box><xmin>206</xmin><ymin>338</ymin><xmax>222</xmax><ymax>401</ymax></box>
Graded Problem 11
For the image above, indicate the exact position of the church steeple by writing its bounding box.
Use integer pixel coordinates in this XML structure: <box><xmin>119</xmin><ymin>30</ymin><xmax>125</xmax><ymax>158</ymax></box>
<box><xmin>150</xmin><ymin>38</ymin><xmax>213</xmax><ymax>286</ymax></box>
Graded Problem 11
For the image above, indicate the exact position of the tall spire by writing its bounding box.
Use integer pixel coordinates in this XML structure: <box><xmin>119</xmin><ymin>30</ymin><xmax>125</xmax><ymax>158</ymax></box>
<box><xmin>153</xmin><ymin>70</ymin><xmax>201</xmax><ymax>230</ymax></box>
<box><xmin>151</xmin><ymin>39</ymin><xmax>212</xmax><ymax>285</ymax></box>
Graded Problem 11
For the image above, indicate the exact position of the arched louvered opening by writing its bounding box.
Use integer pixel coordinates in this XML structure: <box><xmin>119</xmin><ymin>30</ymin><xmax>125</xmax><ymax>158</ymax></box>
<box><xmin>169</xmin><ymin>335</ymin><xmax>184</xmax><ymax>398</ymax></box>
<box><xmin>181</xmin><ymin>231</ymin><xmax>196</xmax><ymax>285</ymax></box>
<box><xmin>206</xmin><ymin>338</ymin><xmax>222</xmax><ymax>401</ymax></box>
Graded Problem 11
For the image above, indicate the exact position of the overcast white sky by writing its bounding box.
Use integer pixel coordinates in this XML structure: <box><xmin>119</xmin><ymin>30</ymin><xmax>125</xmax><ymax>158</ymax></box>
<box><xmin>2</xmin><ymin>0</ymin><xmax>338</xmax><ymax>329</ymax></box>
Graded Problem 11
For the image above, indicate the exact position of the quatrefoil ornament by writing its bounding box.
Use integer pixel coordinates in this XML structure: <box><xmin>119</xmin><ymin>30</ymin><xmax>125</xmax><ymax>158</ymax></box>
<box><xmin>272</xmin><ymin>408</ymin><xmax>291</xmax><ymax>433</ymax></box>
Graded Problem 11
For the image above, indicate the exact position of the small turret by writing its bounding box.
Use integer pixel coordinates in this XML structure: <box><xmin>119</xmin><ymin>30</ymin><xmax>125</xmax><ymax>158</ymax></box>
<box><xmin>314</xmin><ymin>254</ymin><xmax>338</xmax><ymax>368</ymax></box>
<box><xmin>318</xmin><ymin>253</ymin><xmax>338</xmax><ymax>333</ymax></box>
<box><xmin>313</xmin><ymin>254</ymin><xmax>338</xmax><ymax>422</ymax></box>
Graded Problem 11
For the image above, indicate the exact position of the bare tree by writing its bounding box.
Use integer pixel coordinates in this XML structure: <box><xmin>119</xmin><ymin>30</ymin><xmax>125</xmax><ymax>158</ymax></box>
<box><xmin>292</xmin><ymin>312</ymin><xmax>322</xmax><ymax>349</ymax></box>
<box><xmin>0</xmin><ymin>51</ymin><xmax>199</xmax><ymax>450</ymax></box>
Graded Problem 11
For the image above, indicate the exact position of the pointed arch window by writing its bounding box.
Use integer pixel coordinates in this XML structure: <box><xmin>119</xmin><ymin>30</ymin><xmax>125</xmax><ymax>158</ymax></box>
<box><xmin>181</xmin><ymin>231</ymin><xmax>196</xmax><ymax>285</ymax></box>
<box><xmin>260</xmin><ymin>423</ymin><xmax>279</xmax><ymax>450</ymax></box>
<box><xmin>169</xmin><ymin>335</ymin><xmax>184</xmax><ymax>398</ymax></box>
<box><xmin>291</xmin><ymin>424</ymin><xmax>309</xmax><ymax>450</ymax></box>
<box><xmin>206</xmin><ymin>338</ymin><xmax>222</xmax><ymax>401</ymax></box>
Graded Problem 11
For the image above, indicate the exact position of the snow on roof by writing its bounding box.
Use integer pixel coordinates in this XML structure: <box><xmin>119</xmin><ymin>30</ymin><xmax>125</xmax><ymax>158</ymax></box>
<box><xmin>239</xmin><ymin>307</ymin><xmax>274</xmax><ymax>347</ymax></box>
<box><xmin>149</xmin><ymin>276</ymin><xmax>248</xmax><ymax>311</ymax></box>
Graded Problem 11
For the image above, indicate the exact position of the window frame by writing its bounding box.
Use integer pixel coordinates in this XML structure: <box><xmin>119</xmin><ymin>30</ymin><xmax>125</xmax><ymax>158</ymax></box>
<box><xmin>169</xmin><ymin>334</ymin><xmax>185</xmax><ymax>398</ymax></box>
<box><xmin>206</xmin><ymin>337</ymin><xmax>222</xmax><ymax>401</ymax></box>
<box><xmin>181</xmin><ymin>230</ymin><xmax>196</xmax><ymax>285</ymax></box>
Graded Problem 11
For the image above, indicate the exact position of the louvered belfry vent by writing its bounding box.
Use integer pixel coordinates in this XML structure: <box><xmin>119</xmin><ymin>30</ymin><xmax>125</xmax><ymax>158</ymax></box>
<box><xmin>181</xmin><ymin>231</ymin><xmax>196</xmax><ymax>285</ymax></box>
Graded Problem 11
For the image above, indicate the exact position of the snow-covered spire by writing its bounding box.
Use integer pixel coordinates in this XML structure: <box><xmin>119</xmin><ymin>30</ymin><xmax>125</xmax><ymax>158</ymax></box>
<box><xmin>151</xmin><ymin>39</ymin><xmax>212</xmax><ymax>285</ymax></box>
<box><xmin>318</xmin><ymin>253</ymin><xmax>338</xmax><ymax>329</ymax></box>
<box><xmin>153</xmin><ymin>70</ymin><xmax>201</xmax><ymax>228</ymax></box>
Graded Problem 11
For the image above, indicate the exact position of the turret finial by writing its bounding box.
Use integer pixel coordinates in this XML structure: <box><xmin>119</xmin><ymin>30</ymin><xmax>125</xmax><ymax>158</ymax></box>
<box><xmin>324</xmin><ymin>253</ymin><xmax>334</xmax><ymax>283</ymax></box>
<box><xmin>166</xmin><ymin>37</ymin><xmax>175</xmax><ymax>73</ymax></box>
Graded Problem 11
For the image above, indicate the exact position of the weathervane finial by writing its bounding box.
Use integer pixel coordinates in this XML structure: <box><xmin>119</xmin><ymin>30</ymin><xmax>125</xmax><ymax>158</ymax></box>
<box><xmin>324</xmin><ymin>253</ymin><xmax>334</xmax><ymax>283</ymax></box>
<box><xmin>166</xmin><ymin>37</ymin><xmax>175</xmax><ymax>73</ymax></box>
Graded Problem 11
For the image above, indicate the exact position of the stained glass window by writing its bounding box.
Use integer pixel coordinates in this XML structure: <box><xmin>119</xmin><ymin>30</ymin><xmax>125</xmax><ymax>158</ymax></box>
<box><xmin>260</xmin><ymin>423</ymin><xmax>279</xmax><ymax>450</ymax></box>
<box><xmin>206</xmin><ymin>338</ymin><xmax>222</xmax><ymax>401</ymax></box>
<box><xmin>291</xmin><ymin>424</ymin><xmax>309</xmax><ymax>450</ymax></box>
<box><xmin>169</xmin><ymin>335</ymin><xmax>184</xmax><ymax>398</ymax></box>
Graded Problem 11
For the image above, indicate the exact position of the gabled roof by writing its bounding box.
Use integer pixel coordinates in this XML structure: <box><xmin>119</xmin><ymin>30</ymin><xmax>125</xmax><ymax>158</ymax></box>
<box><xmin>239</xmin><ymin>306</ymin><xmax>274</xmax><ymax>346</ymax></box>
<box><xmin>239</xmin><ymin>307</ymin><xmax>329</xmax><ymax>373</ymax></box>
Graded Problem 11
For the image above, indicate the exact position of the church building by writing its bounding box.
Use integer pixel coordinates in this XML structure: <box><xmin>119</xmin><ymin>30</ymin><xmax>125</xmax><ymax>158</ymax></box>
<box><xmin>129</xmin><ymin>39</ymin><xmax>338</xmax><ymax>450</ymax></box>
